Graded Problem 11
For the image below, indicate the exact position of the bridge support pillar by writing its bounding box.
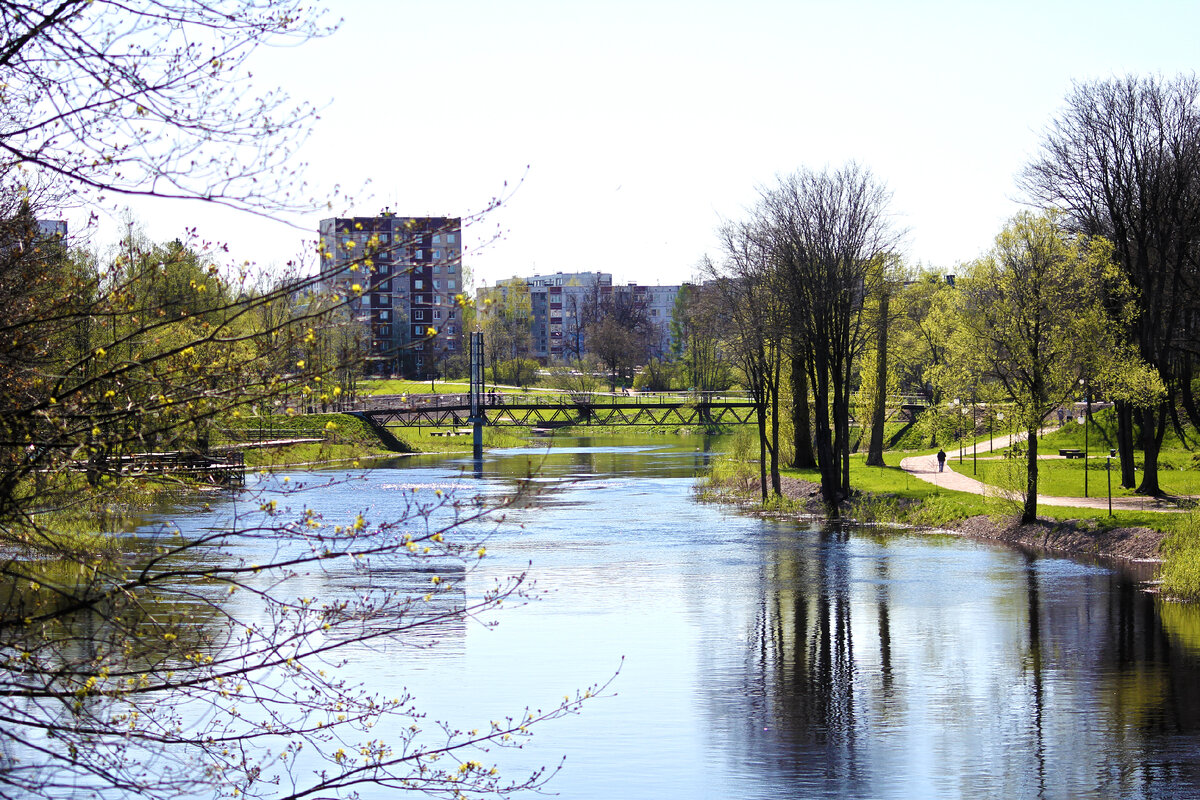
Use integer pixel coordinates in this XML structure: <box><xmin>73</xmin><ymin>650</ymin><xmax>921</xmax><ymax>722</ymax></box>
<box><xmin>470</xmin><ymin>332</ymin><xmax>484</xmax><ymax>462</ymax></box>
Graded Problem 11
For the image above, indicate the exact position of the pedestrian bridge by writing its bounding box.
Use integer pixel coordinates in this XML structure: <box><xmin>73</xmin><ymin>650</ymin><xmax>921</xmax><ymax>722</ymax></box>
<box><xmin>352</xmin><ymin>391</ymin><xmax>759</xmax><ymax>429</ymax></box>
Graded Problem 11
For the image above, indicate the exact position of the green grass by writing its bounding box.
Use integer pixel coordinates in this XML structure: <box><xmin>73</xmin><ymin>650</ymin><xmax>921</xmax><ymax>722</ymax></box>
<box><xmin>1160</xmin><ymin>511</ymin><xmax>1200</xmax><ymax>601</ymax></box>
<box><xmin>955</xmin><ymin>453</ymin><xmax>1200</xmax><ymax>499</ymax></box>
<box><xmin>762</xmin><ymin>451</ymin><xmax>1176</xmax><ymax>531</ymax></box>
<box><xmin>360</xmin><ymin>379</ymin><xmax>472</xmax><ymax>396</ymax></box>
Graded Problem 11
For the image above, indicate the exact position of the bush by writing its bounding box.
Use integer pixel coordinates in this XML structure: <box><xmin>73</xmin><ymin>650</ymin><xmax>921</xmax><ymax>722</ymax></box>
<box><xmin>633</xmin><ymin>358</ymin><xmax>676</xmax><ymax>392</ymax></box>
<box><xmin>546</xmin><ymin>365</ymin><xmax>601</xmax><ymax>395</ymax></box>
<box><xmin>492</xmin><ymin>357</ymin><xmax>540</xmax><ymax>387</ymax></box>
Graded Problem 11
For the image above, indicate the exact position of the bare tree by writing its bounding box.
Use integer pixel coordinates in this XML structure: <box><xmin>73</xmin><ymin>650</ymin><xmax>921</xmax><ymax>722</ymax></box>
<box><xmin>0</xmin><ymin>5</ymin><xmax>602</xmax><ymax>794</ymax></box>
<box><xmin>670</xmin><ymin>282</ymin><xmax>732</xmax><ymax>393</ymax></box>
<box><xmin>0</xmin><ymin>1</ymin><xmax>334</xmax><ymax>213</ymax></box>
<box><xmin>580</xmin><ymin>284</ymin><xmax>654</xmax><ymax>390</ymax></box>
<box><xmin>1021</xmin><ymin>74</ymin><xmax>1200</xmax><ymax>495</ymax></box>
<box><xmin>0</xmin><ymin>199</ymin><xmax>608</xmax><ymax>799</ymax></box>
<box><xmin>763</xmin><ymin>164</ymin><xmax>898</xmax><ymax>514</ymax></box>
<box><xmin>709</xmin><ymin>219</ymin><xmax>786</xmax><ymax>501</ymax></box>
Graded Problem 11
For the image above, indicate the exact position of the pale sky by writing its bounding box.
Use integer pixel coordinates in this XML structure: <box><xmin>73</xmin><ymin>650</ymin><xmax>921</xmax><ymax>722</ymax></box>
<box><xmin>96</xmin><ymin>0</ymin><xmax>1200</xmax><ymax>288</ymax></box>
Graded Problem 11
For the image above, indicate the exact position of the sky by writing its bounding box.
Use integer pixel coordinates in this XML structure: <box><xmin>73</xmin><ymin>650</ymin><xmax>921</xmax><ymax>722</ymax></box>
<box><xmin>97</xmin><ymin>0</ymin><xmax>1200</xmax><ymax>288</ymax></box>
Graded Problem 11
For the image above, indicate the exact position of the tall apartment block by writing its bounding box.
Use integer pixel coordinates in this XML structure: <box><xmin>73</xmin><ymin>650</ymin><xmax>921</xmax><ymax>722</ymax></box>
<box><xmin>514</xmin><ymin>271</ymin><xmax>681</xmax><ymax>362</ymax></box>
<box><xmin>318</xmin><ymin>214</ymin><xmax>462</xmax><ymax>378</ymax></box>
<box><xmin>524</xmin><ymin>271</ymin><xmax>612</xmax><ymax>359</ymax></box>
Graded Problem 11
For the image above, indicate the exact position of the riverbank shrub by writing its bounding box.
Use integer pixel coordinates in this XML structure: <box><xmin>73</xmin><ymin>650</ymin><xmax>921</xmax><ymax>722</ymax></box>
<box><xmin>1160</xmin><ymin>511</ymin><xmax>1200</xmax><ymax>601</ymax></box>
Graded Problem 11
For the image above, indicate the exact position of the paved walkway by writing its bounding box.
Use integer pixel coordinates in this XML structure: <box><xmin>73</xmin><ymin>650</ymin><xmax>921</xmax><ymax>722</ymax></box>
<box><xmin>897</xmin><ymin>431</ymin><xmax>1184</xmax><ymax>512</ymax></box>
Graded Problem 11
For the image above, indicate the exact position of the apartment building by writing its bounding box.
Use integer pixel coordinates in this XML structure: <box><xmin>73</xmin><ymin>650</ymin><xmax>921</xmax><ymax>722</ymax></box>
<box><xmin>318</xmin><ymin>214</ymin><xmax>462</xmax><ymax>378</ymax></box>
<box><xmin>486</xmin><ymin>271</ymin><xmax>682</xmax><ymax>363</ymax></box>
<box><xmin>523</xmin><ymin>271</ymin><xmax>612</xmax><ymax>359</ymax></box>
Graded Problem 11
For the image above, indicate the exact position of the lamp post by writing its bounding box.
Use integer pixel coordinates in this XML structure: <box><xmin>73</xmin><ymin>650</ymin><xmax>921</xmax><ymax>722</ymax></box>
<box><xmin>953</xmin><ymin>398</ymin><xmax>962</xmax><ymax>464</ymax></box>
<box><xmin>972</xmin><ymin>393</ymin><xmax>978</xmax><ymax>475</ymax></box>
<box><xmin>997</xmin><ymin>412</ymin><xmax>1005</xmax><ymax>453</ymax></box>
<box><xmin>1078</xmin><ymin>377</ymin><xmax>1090</xmax><ymax>497</ymax></box>
<box><xmin>1106</xmin><ymin>448</ymin><xmax>1115</xmax><ymax>517</ymax></box>
<box><xmin>1084</xmin><ymin>378</ymin><xmax>1091</xmax><ymax>496</ymax></box>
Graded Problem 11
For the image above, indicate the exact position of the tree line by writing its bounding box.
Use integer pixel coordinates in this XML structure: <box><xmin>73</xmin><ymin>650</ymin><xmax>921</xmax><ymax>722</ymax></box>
<box><xmin>698</xmin><ymin>74</ymin><xmax>1197</xmax><ymax>524</ymax></box>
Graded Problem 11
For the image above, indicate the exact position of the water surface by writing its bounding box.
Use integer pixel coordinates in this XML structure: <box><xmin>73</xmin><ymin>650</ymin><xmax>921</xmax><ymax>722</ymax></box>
<box><xmin>169</xmin><ymin>437</ymin><xmax>1200</xmax><ymax>798</ymax></box>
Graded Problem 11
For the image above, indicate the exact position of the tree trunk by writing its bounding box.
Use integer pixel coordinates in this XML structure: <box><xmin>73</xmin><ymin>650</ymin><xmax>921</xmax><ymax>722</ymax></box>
<box><xmin>865</xmin><ymin>294</ymin><xmax>889</xmax><ymax>467</ymax></box>
<box><xmin>768</xmin><ymin>351</ymin><xmax>782</xmax><ymax>496</ymax></box>
<box><xmin>790</xmin><ymin>346</ymin><xmax>816</xmax><ymax>468</ymax></box>
<box><xmin>812</xmin><ymin>362</ymin><xmax>839</xmax><ymax>517</ymax></box>
<box><xmin>757</xmin><ymin>406</ymin><xmax>769</xmax><ymax>502</ymax></box>
<box><xmin>838</xmin><ymin>359</ymin><xmax>851</xmax><ymax>497</ymax></box>
<box><xmin>1022</xmin><ymin>427</ymin><xmax>1038</xmax><ymax>524</ymax></box>
<box><xmin>1136</xmin><ymin>404</ymin><xmax>1163</xmax><ymax>496</ymax></box>
<box><xmin>1116</xmin><ymin>400</ymin><xmax>1136</xmax><ymax>488</ymax></box>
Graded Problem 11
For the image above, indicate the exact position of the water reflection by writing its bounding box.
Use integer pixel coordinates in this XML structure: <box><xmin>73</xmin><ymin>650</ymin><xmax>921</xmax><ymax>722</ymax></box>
<box><xmin>87</xmin><ymin>437</ymin><xmax>1200</xmax><ymax>799</ymax></box>
<box><xmin>734</xmin><ymin>527</ymin><xmax>1200</xmax><ymax>799</ymax></box>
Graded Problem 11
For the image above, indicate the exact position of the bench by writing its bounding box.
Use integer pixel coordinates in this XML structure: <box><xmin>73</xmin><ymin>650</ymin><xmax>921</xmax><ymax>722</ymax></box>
<box><xmin>1059</xmin><ymin>448</ymin><xmax>1085</xmax><ymax>459</ymax></box>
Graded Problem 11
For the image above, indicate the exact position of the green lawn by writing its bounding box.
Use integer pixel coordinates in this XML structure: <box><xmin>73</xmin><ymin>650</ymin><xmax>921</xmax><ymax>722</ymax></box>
<box><xmin>964</xmin><ymin>457</ymin><xmax>1200</xmax><ymax>498</ymax></box>
<box><xmin>771</xmin><ymin>451</ymin><xmax>1176</xmax><ymax>531</ymax></box>
<box><xmin>360</xmin><ymin>379</ymin><xmax>473</xmax><ymax>396</ymax></box>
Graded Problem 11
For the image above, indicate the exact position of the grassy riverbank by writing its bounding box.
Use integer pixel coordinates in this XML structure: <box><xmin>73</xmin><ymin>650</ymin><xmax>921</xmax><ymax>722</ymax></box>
<box><xmin>701</xmin><ymin>434</ymin><xmax>1200</xmax><ymax>598</ymax></box>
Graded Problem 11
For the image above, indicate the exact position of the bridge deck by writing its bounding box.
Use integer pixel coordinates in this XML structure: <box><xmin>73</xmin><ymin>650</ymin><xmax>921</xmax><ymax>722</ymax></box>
<box><xmin>355</xmin><ymin>392</ymin><xmax>759</xmax><ymax>428</ymax></box>
<box><xmin>349</xmin><ymin>391</ymin><xmax>929</xmax><ymax>429</ymax></box>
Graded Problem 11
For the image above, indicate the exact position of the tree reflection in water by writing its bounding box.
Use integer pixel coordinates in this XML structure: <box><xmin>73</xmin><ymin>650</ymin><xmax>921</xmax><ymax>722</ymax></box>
<box><xmin>734</xmin><ymin>525</ymin><xmax>1200</xmax><ymax>799</ymax></box>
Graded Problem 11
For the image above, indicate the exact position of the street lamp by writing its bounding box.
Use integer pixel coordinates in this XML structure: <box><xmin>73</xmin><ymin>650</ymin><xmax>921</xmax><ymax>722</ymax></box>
<box><xmin>953</xmin><ymin>399</ymin><xmax>962</xmax><ymax>464</ymax></box>
<box><xmin>1106</xmin><ymin>448</ymin><xmax>1115</xmax><ymax>517</ymax></box>
<box><xmin>1078</xmin><ymin>377</ymin><xmax>1090</xmax><ymax>497</ymax></box>
<box><xmin>972</xmin><ymin>393</ymin><xmax>978</xmax><ymax>475</ymax></box>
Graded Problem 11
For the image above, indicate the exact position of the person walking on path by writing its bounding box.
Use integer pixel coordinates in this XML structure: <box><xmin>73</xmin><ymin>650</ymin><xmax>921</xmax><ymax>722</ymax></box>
<box><xmin>937</xmin><ymin>449</ymin><xmax>947</xmax><ymax>472</ymax></box>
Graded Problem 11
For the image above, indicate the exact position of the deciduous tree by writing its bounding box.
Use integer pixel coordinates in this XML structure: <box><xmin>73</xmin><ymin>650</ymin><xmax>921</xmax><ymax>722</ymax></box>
<box><xmin>0</xmin><ymin>0</ymin><xmax>334</xmax><ymax>212</ymax></box>
<box><xmin>0</xmin><ymin>4</ymin><xmax>597</xmax><ymax>797</ymax></box>
<box><xmin>957</xmin><ymin>212</ymin><xmax>1136</xmax><ymax>523</ymax></box>
<box><xmin>764</xmin><ymin>164</ymin><xmax>898</xmax><ymax>514</ymax></box>
<box><xmin>1021</xmin><ymin>74</ymin><xmax>1200</xmax><ymax>494</ymax></box>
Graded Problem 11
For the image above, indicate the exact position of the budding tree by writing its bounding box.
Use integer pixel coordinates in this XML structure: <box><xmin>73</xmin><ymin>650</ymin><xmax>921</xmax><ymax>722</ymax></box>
<box><xmin>0</xmin><ymin>4</ymin><xmax>600</xmax><ymax>799</ymax></box>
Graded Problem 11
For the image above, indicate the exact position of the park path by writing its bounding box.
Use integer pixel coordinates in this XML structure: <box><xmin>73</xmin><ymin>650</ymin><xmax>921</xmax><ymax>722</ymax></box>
<box><xmin>897</xmin><ymin>430</ymin><xmax>1184</xmax><ymax>512</ymax></box>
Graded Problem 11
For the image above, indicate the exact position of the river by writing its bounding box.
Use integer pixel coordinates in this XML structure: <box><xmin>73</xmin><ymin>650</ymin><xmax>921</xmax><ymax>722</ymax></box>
<box><xmin>158</xmin><ymin>436</ymin><xmax>1200</xmax><ymax>798</ymax></box>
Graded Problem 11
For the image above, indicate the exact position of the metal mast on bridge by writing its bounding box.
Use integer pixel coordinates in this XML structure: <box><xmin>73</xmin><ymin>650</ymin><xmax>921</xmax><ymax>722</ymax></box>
<box><xmin>469</xmin><ymin>332</ymin><xmax>484</xmax><ymax>459</ymax></box>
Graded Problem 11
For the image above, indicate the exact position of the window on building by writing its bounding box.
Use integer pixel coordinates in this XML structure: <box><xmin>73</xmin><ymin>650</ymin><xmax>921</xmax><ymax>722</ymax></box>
<box><xmin>414</xmin><ymin>310</ymin><xmax>424</xmax><ymax>321</ymax></box>
<box><xmin>448</xmin><ymin>279</ymin><xmax>456</xmax><ymax>290</ymax></box>
<box><xmin>379</xmin><ymin>310</ymin><xmax>390</xmax><ymax>321</ymax></box>
<box><xmin>433</xmin><ymin>309</ymin><xmax>442</xmax><ymax>319</ymax></box>
<box><xmin>433</xmin><ymin>279</ymin><xmax>441</xmax><ymax>290</ymax></box>
<box><xmin>414</xmin><ymin>325</ymin><xmax>424</xmax><ymax>337</ymax></box>
<box><xmin>414</xmin><ymin>279</ymin><xmax>423</xmax><ymax>290</ymax></box>
<box><xmin>432</xmin><ymin>234</ymin><xmax>442</xmax><ymax>244</ymax></box>
<box><xmin>432</xmin><ymin>248</ymin><xmax>442</xmax><ymax>259</ymax></box>
<box><xmin>446</xmin><ymin>233</ymin><xmax>456</xmax><ymax>244</ymax></box>
<box><xmin>415</xmin><ymin>249</ymin><xmax>423</xmax><ymax>260</ymax></box>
